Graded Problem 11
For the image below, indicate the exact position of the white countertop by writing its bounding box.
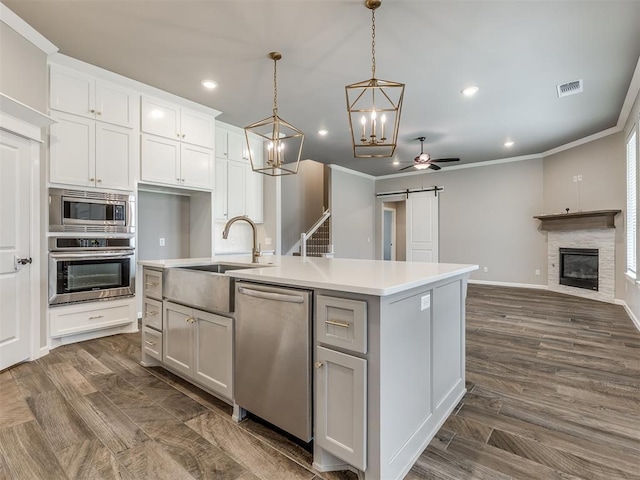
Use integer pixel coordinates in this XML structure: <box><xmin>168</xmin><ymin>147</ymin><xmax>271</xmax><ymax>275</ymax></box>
<box><xmin>139</xmin><ymin>255</ymin><xmax>478</xmax><ymax>297</ymax></box>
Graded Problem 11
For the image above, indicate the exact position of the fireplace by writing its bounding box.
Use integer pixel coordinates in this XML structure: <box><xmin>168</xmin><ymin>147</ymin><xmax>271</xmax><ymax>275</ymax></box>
<box><xmin>559</xmin><ymin>248</ymin><xmax>598</xmax><ymax>291</ymax></box>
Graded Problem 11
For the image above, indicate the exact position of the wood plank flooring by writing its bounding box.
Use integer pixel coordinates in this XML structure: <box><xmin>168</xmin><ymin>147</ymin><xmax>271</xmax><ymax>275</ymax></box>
<box><xmin>2</xmin><ymin>285</ymin><xmax>639</xmax><ymax>479</ymax></box>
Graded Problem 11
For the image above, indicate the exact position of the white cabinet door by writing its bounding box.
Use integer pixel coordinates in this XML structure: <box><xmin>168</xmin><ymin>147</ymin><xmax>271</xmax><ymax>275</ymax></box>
<box><xmin>227</xmin><ymin>130</ymin><xmax>246</xmax><ymax>163</ymax></box>
<box><xmin>95</xmin><ymin>122</ymin><xmax>133</xmax><ymax>190</ymax></box>
<box><xmin>49</xmin><ymin>65</ymin><xmax>94</xmax><ymax>119</ymax></box>
<box><xmin>95</xmin><ymin>80</ymin><xmax>135</xmax><ymax>128</ymax></box>
<box><xmin>315</xmin><ymin>346</ymin><xmax>367</xmax><ymax>471</ymax></box>
<box><xmin>163</xmin><ymin>301</ymin><xmax>194</xmax><ymax>377</ymax></box>
<box><xmin>141</xmin><ymin>96</ymin><xmax>180</xmax><ymax>140</ymax></box>
<box><xmin>245</xmin><ymin>164</ymin><xmax>263</xmax><ymax>223</ymax></box>
<box><xmin>194</xmin><ymin>311</ymin><xmax>233</xmax><ymax>400</ymax></box>
<box><xmin>49</xmin><ymin>112</ymin><xmax>95</xmax><ymax>188</ymax></box>
<box><xmin>227</xmin><ymin>160</ymin><xmax>246</xmax><ymax>218</ymax></box>
<box><xmin>181</xmin><ymin>109</ymin><xmax>214</xmax><ymax>148</ymax></box>
<box><xmin>180</xmin><ymin>143</ymin><xmax>213</xmax><ymax>189</ymax></box>
<box><xmin>215</xmin><ymin>129</ymin><xmax>228</xmax><ymax>158</ymax></box>
<box><xmin>214</xmin><ymin>157</ymin><xmax>228</xmax><ymax>220</ymax></box>
<box><xmin>141</xmin><ymin>134</ymin><xmax>180</xmax><ymax>187</ymax></box>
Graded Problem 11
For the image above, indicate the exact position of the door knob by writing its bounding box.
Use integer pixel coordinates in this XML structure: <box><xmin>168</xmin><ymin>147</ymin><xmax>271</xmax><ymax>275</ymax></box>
<box><xmin>14</xmin><ymin>256</ymin><xmax>32</xmax><ymax>270</ymax></box>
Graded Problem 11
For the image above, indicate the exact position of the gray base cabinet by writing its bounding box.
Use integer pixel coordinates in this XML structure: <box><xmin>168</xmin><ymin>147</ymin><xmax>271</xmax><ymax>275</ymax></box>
<box><xmin>315</xmin><ymin>346</ymin><xmax>367</xmax><ymax>471</ymax></box>
<box><xmin>163</xmin><ymin>300</ymin><xmax>233</xmax><ymax>400</ymax></box>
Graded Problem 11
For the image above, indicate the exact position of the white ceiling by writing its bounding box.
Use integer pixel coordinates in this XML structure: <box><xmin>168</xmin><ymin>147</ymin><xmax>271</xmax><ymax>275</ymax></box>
<box><xmin>6</xmin><ymin>0</ymin><xmax>640</xmax><ymax>176</ymax></box>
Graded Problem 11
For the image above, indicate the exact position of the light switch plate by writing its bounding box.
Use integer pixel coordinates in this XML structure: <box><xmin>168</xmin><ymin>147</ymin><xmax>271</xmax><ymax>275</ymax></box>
<box><xmin>421</xmin><ymin>294</ymin><xmax>431</xmax><ymax>311</ymax></box>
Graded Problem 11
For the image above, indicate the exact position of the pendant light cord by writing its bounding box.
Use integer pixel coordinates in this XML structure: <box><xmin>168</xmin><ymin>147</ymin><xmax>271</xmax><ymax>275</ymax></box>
<box><xmin>273</xmin><ymin>56</ymin><xmax>278</xmax><ymax>116</ymax></box>
<box><xmin>371</xmin><ymin>8</ymin><xmax>376</xmax><ymax>79</ymax></box>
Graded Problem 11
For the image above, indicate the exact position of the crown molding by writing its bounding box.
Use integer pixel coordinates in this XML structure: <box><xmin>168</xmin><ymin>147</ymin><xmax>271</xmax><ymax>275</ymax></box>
<box><xmin>0</xmin><ymin>3</ymin><xmax>57</xmax><ymax>54</ymax></box>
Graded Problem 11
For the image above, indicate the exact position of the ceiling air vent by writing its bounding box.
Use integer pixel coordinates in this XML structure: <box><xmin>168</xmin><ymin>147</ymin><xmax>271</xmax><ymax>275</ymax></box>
<box><xmin>556</xmin><ymin>79</ymin><xmax>583</xmax><ymax>98</ymax></box>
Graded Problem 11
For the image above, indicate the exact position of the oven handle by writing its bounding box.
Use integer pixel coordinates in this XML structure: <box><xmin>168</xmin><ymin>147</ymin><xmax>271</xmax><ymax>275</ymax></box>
<box><xmin>49</xmin><ymin>250</ymin><xmax>134</xmax><ymax>260</ymax></box>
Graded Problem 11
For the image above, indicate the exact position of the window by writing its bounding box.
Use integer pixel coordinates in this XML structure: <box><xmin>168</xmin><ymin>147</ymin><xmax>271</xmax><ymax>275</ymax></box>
<box><xmin>627</xmin><ymin>128</ymin><xmax>637</xmax><ymax>275</ymax></box>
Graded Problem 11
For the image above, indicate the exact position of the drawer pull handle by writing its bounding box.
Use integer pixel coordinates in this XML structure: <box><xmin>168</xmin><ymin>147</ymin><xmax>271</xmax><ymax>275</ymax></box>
<box><xmin>315</xmin><ymin>361</ymin><xmax>324</xmax><ymax>369</ymax></box>
<box><xmin>145</xmin><ymin>340</ymin><xmax>156</xmax><ymax>346</ymax></box>
<box><xmin>326</xmin><ymin>319</ymin><xmax>350</xmax><ymax>328</ymax></box>
<box><xmin>185</xmin><ymin>317</ymin><xmax>195</xmax><ymax>324</ymax></box>
<box><xmin>88</xmin><ymin>315</ymin><xmax>104</xmax><ymax>320</ymax></box>
<box><xmin>146</xmin><ymin>282</ymin><xmax>159</xmax><ymax>287</ymax></box>
<box><xmin>146</xmin><ymin>311</ymin><xmax>158</xmax><ymax>316</ymax></box>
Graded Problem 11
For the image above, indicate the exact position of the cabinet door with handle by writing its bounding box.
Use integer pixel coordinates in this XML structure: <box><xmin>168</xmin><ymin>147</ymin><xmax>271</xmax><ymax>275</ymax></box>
<box><xmin>95</xmin><ymin>122</ymin><xmax>133</xmax><ymax>190</ymax></box>
<box><xmin>95</xmin><ymin>80</ymin><xmax>135</xmax><ymax>128</ymax></box>
<box><xmin>49</xmin><ymin>111</ymin><xmax>95</xmax><ymax>188</ymax></box>
<box><xmin>141</xmin><ymin>96</ymin><xmax>180</xmax><ymax>139</ymax></box>
<box><xmin>49</xmin><ymin>65</ymin><xmax>94</xmax><ymax>119</ymax></box>
<box><xmin>163</xmin><ymin>301</ymin><xmax>194</xmax><ymax>377</ymax></box>
<box><xmin>180</xmin><ymin>143</ymin><xmax>213</xmax><ymax>189</ymax></box>
<box><xmin>315</xmin><ymin>346</ymin><xmax>367</xmax><ymax>471</ymax></box>
<box><xmin>140</xmin><ymin>134</ymin><xmax>180</xmax><ymax>187</ymax></box>
<box><xmin>193</xmin><ymin>311</ymin><xmax>233</xmax><ymax>400</ymax></box>
<box><xmin>181</xmin><ymin>109</ymin><xmax>214</xmax><ymax>148</ymax></box>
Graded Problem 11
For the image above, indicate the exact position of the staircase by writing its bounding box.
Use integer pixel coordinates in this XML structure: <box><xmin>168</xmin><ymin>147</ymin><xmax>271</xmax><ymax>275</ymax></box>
<box><xmin>298</xmin><ymin>209</ymin><xmax>333</xmax><ymax>258</ymax></box>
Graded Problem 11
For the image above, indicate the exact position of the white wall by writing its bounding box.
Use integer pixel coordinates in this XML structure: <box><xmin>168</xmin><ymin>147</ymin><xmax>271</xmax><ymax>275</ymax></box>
<box><xmin>329</xmin><ymin>166</ymin><xmax>375</xmax><ymax>259</ymax></box>
<box><xmin>376</xmin><ymin>159</ymin><xmax>546</xmax><ymax>286</ymax></box>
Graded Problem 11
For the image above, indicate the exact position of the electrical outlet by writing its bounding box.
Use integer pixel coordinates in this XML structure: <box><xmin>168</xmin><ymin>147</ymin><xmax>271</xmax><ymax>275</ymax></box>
<box><xmin>577</xmin><ymin>174</ymin><xmax>583</xmax><ymax>182</ymax></box>
<box><xmin>535</xmin><ymin>269</ymin><xmax>540</xmax><ymax>276</ymax></box>
<box><xmin>159</xmin><ymin>237</ymin><xmax>165</xmax><ymax>246</ymax></box>
<box><xmin>572</xmin><ymin>175</ymin><xmax>578</xmax><ymax>182</ymax></box>
<box><xmin>483</xmin><ymin>266</ymin><xmax>488</xmax><ymax>273</ymax></box>
<box><xmin>421</xmin><ymin>295</ymin><xmax>431</xmax><ymax>311</ymax></box>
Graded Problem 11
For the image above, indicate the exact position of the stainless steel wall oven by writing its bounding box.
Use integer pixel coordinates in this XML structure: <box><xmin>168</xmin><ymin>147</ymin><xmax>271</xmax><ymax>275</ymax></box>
<box><xmin>49</xmin><ymin>188</ymin><xmax>134</xmax><ymax>234</ymax></box>
<box><xmin>48</xmin><ymin>237</ymin><xmax>135</xmax><ymax>306</ymax></box>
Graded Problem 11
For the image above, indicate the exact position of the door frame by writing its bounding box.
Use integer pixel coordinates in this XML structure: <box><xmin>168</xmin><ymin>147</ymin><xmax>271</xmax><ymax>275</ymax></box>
<box><xmin>382</xmin><ymin>206</ymin><xmax>396</xmax><ymax>261</ymax></box>
<box><xmin>0</xmin><ymin>96</ymin><xmax>55</xmax><ymax>363</ymax></box>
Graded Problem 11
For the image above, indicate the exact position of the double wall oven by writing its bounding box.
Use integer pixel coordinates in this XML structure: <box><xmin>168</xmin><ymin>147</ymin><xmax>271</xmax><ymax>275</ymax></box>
<box><xmin>48</xmin><ymin>188</ymin><xmax>136</xmax><ymax>306</ymax></box>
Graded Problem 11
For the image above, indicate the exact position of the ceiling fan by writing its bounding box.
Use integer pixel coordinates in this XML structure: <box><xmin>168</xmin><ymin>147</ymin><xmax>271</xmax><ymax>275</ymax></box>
<box><xmin>398</xmin><ymin>137</ymin><xmax>460</xmax><ymax>171</ymax></box>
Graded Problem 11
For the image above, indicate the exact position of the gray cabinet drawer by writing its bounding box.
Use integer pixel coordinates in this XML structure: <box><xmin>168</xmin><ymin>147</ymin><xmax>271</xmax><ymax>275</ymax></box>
<box><xmin>142</xmin><ymin>326</ymin><xmax>162</xmax><ymax>361</ymax></box>
<box><xmin>316</xmin><ymin>295</ymin><xmax>367</xmax><ymax>354</ymax></box>
<box><xmin>143</xmin><ymin>297</ymin><xmax>162</xmax><ymax>330</ymax></box>
<box><xmin>143</xmin><ymin>268</ymin><xmax>163</xmax><ymax>300</ymax></box>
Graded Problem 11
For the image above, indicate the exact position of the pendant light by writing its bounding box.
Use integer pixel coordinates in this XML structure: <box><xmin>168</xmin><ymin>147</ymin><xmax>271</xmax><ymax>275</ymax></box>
<box><xmin>245</xmin><ymin>52</ymin><xmax>304</xmax><ymax>176</ymax></box>
<box><xmin>345</xmin><ymin>0</ymin><xmax>404</xmax><ymax>158</ymax></box>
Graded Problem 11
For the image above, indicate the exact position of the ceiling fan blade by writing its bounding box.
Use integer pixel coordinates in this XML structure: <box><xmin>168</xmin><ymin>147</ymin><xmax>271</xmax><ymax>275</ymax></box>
<box><xmin>398</xmin><ymin>164</ymin><xmax>416</xmax><ymax>171</ymax></box>
<box><xmin>429</xmin><ymin>164</ymin><xmax>442</xmax><ymax>171</ymax></box>
<box><xmin>430</xmin><ymin>158</ymin><xmax>460</xmax><ymax>163</ymax></box>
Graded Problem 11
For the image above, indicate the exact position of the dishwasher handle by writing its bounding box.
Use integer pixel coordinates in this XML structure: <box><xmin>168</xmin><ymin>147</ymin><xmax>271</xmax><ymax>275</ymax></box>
<box><xmin>238</xmin><ymin>286</ymin><xmax>305</xmax><ymax>304</ymax></box>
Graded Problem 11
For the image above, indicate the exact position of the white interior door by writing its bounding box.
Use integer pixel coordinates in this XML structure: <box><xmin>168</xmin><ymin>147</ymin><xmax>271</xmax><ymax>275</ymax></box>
<box><xmin>0</xmin><ymin>131</ymin><xmax>32</xmax><ymax>370</ymax></box>
<box><xmin>407</xmin><ymin>191</ymin><xmax>439</xmax><ymax>262</ymax></box>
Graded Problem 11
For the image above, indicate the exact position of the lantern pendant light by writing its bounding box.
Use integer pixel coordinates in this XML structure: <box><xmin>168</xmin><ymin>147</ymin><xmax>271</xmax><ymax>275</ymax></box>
<box><xmin>345</xmin><ymin>0</ymin><xmax>404</xmax><ymax>158</ymax></box>
<box><xmin>245</xmin><ymin>52</ymin><xmax>304</xmax><ymax>176</ymax></box>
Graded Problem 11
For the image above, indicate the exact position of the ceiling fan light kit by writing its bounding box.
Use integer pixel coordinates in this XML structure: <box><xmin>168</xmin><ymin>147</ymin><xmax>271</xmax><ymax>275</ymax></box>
<box><xmin>397</xmin><ymin>137</ymin><xmax>460</xmax><ymax>172</ymax></box>
<box><xmin>345</xmin><ymin>0</ymin><xmax>405</xmax><ymax>158</ymax></box>
<box><xmin>244</xmin><ymin>52</ymin><xmax>304</xmax><ymax>177</ymax></box>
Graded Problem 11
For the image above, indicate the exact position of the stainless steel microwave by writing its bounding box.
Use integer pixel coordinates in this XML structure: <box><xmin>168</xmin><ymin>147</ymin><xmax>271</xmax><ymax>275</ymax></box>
<box><xmin>49</xmin><ymin>188</ymin><xmax>135</xmax><ymax>233</ymax></box>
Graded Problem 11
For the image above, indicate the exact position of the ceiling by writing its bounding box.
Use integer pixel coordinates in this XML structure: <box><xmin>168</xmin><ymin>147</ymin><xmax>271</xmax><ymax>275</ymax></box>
<box><xmin>6</xmin><ymin>0</ymin><xmax>640</xmax><ymax>177</ymax></box>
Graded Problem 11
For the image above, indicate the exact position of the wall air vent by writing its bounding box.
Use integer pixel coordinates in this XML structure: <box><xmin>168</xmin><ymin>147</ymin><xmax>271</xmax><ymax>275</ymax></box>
<box><xmin>556</xmin><ymin>79</ymin><xmax>583</xmax><ymax>98</ymax></box>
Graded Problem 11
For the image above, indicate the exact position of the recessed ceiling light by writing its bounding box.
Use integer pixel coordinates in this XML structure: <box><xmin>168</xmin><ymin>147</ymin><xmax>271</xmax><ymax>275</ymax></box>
<box><xmin>504</xmin><ymin>141</ymin><xmax>514</xmax><ymax>147</ymax></box>
<box><xmin>318</xmin><ymin>129</ymin><xmax>329</xmax><ymax>136</ymax></box>
<box><xmin>201</xmin><ymin>80</ymin><xmax>218</xmax><ymax>89</ymax></box>
<box><xmin>461</xmin><ymin>85</ymin><xmax>479</xmax><ymax>97</ymax></box>
<box><xmin>392</xmin><ymin>160</ymin><xmax>399</xmax><ymax>165</ymax></box>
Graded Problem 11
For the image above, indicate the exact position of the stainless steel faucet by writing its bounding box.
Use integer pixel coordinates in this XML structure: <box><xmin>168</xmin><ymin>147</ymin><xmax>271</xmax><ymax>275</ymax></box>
<box><xmin>222</xmin><ymin>215</ymin><xmax>261</xmax><ymax>263</ymax></box>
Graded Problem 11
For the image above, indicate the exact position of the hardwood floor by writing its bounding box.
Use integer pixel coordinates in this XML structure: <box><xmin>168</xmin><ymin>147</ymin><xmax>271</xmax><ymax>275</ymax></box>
<box><xmin>1</xmin><ymin>285</ymin><xmax>639</xmax><ymax>479</ymax></box>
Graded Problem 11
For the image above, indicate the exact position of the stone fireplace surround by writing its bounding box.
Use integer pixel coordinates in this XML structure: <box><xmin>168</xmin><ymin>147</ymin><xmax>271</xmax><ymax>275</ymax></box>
<box><xmin>535</xmin><ymin>210</ymin><xmax>620</xmax><ymax>303</ymax></box>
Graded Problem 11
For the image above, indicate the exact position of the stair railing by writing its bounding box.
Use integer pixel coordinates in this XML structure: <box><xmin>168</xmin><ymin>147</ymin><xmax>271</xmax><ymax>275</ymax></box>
<box><xmin>301</xmin><ymin>209</ymin><xmax>331</xmax><ymax>258</ymax></box>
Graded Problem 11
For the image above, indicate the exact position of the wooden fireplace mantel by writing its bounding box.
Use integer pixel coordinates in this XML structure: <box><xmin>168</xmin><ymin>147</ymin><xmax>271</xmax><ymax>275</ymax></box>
<box><xmin>534</xmin><ymin>210</ymin><xmax>621</xmax><ymax>231</ymax></box>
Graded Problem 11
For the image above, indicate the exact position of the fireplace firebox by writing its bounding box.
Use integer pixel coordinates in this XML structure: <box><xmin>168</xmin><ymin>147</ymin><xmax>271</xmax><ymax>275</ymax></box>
<box><xmin>559</xmin><ymin>248</ymin><xmax>598</xmax><ymax>291</ymax></box>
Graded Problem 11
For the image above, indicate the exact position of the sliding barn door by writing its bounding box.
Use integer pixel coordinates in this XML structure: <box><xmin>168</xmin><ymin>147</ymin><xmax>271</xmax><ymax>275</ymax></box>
<box><xmin>406</xmin><ymin>191</ymin><xmax>439</xmax><ymax>262</ymax></box>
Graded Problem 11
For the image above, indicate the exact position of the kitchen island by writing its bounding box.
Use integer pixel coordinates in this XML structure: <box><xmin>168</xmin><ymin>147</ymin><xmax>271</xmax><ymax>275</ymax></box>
<box><xmin>138</xmin><ymin>255</ymin><xmax>477</xmax><ymax>480</ymax></box>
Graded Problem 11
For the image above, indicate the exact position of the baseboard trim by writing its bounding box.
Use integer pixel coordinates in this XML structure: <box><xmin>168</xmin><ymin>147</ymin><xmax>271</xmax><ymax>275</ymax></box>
<box><xmin>614</xmin><ymin>299</ymin><xmax>640</xmax><ymax>333</ymax></box>
<box><xmin>469</xmin><ymin>280</ymin><xmax>548</xmax><ymax>290</ymax></box>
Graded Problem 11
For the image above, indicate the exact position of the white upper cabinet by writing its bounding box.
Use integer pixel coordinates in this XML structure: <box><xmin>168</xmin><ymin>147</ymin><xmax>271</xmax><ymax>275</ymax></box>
<box><xmin>216</xmin><ymin>128</ymin><xmax>247</xmax><ymax>163</ymax></box>
<box><xmin>50</xmin><ymin>64</ymin><xmax>136</xmax><ymax>128</ymax></box>
<box><xmin>141</xmin><ymin>96</ymin><xmax>214</xmax><ymax>148</ymax></box>
<box><xmin>50</xmin><ymin>111</ymin><xmax>134</xmax><ymax>191</ymax></box>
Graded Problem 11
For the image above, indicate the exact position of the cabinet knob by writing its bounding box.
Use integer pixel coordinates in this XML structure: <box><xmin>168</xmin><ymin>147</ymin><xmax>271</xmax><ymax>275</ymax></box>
<box><xmin>177</xmin><ymin>133</ymin><xmax>181</xmax><ymax>138</ymax></box>
<box><xmin>97</xmin><ymin>179</ymin><xmax>102</xmax><ymax>183</ymax></box>
<box><xmin>181</xmin><ymin>178</ymin><xmax>185</xmax><ymax>183</ymax></box>
<box><xmin>96</xmin><ymin>111</ymin><xmax>102</xmax><ymax>116</ymax></box>
<box><xmin>89</xmin><ymin>178</ymin><xmax>95</xmax><ymax>182</ymax></box>
<box><xmin>90</xmin><ymin>109</ymin><xmax>95</xmax><ymax>114</ymax></box>
<box><xmin>182</xmin><ymin>134</ymin><xmax>186</xmax><ymax>138</ymax></box>
<box><xmin>315</xmin><ymin>361</ymin><xmax>324</xmax><ymax>369</ymax></box>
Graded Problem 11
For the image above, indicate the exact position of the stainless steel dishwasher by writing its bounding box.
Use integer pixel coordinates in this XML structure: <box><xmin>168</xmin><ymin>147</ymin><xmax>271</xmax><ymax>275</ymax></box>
<box><xmin>234</xmin><ymin>282</ymin><xmax>312</xmax><ymax>442</ymax></box>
